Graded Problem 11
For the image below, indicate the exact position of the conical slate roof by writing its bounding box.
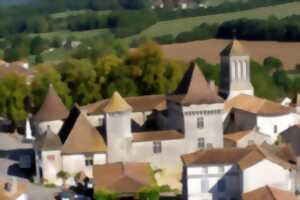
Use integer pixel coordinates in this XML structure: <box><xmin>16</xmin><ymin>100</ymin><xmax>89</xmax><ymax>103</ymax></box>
<box><xmin>59</xmin><ymin>105</ymin><xmax>106</xmax><ymax>154</ymax></box>
<box><xmin>170</xmin><ymin>63</ymin><xmax>223</xmax><ymax>105</ymax></box>
<box><xmin>34</xmin><ymin>127</ymin><xmax>62</xmax><ymax>150</ymax></box>
<box><xmin>221</xmin><ymin>39</ymin><xmax>249</xmax><ymax>56</ymax></box>
<box><xmin>34</xmin><ymin>85</ymin><xmax>69</xmax><ymax>122</ymax></box>
<box><xmin>103</xmin><ymin>91</ymin><xmax>132</xmax><ymax>113</ymax></box>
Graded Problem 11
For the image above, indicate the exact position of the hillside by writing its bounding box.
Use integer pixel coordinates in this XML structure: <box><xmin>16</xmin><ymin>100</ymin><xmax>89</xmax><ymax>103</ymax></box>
<box><xmin>0</xmin><ymin>0</ymin><xmax>32</xmax><ymax>5</ymax></box>
<box><xmin>137</xmin><ymin>1</ymin><xmax>300</xmax><ymax>38</ymax></box>
<box><xmin>159</xmin><ymin>39</ymin><xmax>300</xmax><ymax>70</ymax></box>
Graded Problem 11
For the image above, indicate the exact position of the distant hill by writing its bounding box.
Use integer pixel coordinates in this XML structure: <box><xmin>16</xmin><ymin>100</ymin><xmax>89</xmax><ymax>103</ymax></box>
<box><xmin>0</xmin><ymin>0</ymin><xmax>33</xmax><ymax>6</ymax></box>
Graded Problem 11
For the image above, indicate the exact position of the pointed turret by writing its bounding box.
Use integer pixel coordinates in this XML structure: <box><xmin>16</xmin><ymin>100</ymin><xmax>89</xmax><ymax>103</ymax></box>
<box><xmin>34</xmin><ymin>84</ymin><xmax>69</xmax><ymax>122</ymax></box>
<box><xmin>34</xmin><ymin>126</ymin><xmax>62</xmax><ymax>151</ymax></box>
<box><xmin>221</xmin><ymin>39</ymin><xmax>248</xmax><ymax>57</ymax></box>
<box><xmin>171</xmin><ymin>63</ymin><xmax>223</xmax><ymax>105</ymax></box>
<box><xmin>104</xmin><ymin>91</ymin><xmax>132</xmax><ymax>113</ymax></box>
<box><xmin>58</xmin><ymin>105</ymin><xmax>106</xmax><ymax>154</ymax></box>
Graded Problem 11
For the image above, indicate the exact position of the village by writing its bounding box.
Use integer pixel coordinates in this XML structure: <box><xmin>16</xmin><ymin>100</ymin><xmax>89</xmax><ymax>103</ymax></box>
<box><xmin>0</xmin><ymin>39</ymin><xmax>299</xmax><ymax>200</ymax></box>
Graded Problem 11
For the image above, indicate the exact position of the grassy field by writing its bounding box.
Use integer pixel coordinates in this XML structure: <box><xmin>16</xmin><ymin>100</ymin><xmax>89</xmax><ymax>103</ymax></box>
<box><xmin>31</xmin><ymin>29</ymin><xmax>111</xmax><ymax>40</ymax></box>
<box><xmin>137</xmin><ymin>2</ymin><xmax>300</xmax><ymax>38</ymax></box>
<box><xmin>50</xmin><ymin>9</ymin><xmax>111</xmax><ymax>19</ymax></box>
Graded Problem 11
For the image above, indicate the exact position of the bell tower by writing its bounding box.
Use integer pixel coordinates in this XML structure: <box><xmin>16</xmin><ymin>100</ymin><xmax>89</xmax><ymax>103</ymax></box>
<box><xmin>219</xmin><ymin>39</ymin><xmax>254</xmax><ymax>99</ymax></box>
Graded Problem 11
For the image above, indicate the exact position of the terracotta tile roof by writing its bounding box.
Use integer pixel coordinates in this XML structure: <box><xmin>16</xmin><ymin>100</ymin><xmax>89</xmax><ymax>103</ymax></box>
<box><xmin>224</xmin><ymin>130</ymin><xmax>252</xmax><ymax>143</ymax></box>
<box><xmin>169</xmin><ymin>63</ymin><xmax>223</xmax><ymax>105</ymax></box>
<box><xmin>59</xmin><ymin>106</ymin><xmax>106</xmax><ymax>154</ymax></box>
<box><xmin>0</xmin><ymin>179</ymin><xmax>28</xmax><ymax>200</ymax></box>
<box><xmin>0</xmin><ymin>64</ymin><xmax>34</xmax><ymax>78</ymax></box>
<box><xmin>242</xmin><ymin>186</ymin><xmax>297</xmax><ymax>200</ymax></box>
<box><xmin>260</xmin><ymin>142</ymin><xmax>295</xmax><ymax>163</ymax></box>
<box><xmin>182</xmin><ymin>145</ymin><xmax>292</xmax><ymax>170</ymax></box>
<box><xmin>132</xmin><ymin>130</ymin><xmax>184</xmax><ymax>142</ymax></box>
<box><xmin>93</xmin><ymin>162</ymin><xmax>155</xmax><ymax>194</ymax></box>
<box><xmin>85</xmin><ymin>95</ymin><xmax>166</xmax><ymax>115</ymax></box>
<box><xmin>33</xmin><ymin>85</ymin><xmax>69</xmax><ymax>122</ymax></box>
<box><xmin>103</xmin><ymin>91</ymin><xmax>132</xmax><ymax>113</ymax></box>
<box><xmin>34</xmin><ymin>127</ymin><xmax>62</xmax><ymax>150</ymax></box>
<box><xmin>225</xmin><ymin>94</ymin><xmax>293</xmax><ymax>115</ymax></box>
<box><xmin>221</xmin><ymin>39</ymin><xmax>249</xmax><ymax>56</ymax></box>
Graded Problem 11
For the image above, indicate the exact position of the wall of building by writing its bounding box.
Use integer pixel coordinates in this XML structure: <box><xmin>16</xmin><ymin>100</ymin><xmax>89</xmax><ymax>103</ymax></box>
<box><xmin>37</xmin><ymin>120</ymin><xmax>64</xmax><ymax>135</ymax></box>
<box><xmin>237</xmin><ymin>131</ymin><xmax>271</xmax><ymax>148</ymax></box>
<box><xmin>242</xmin><ymin>159</ymin><xmax>292</xmax><ymax>192</ymax></box>
<box><xmin>86</xmin><ymin>114</ymin><xmax>104</xmax><ymax>127</ymax></box>
<box><xmin>16</xmin><ymin>194</ymin><xmax>28</xmax><ymax>200</ymax></box>
<box><xmin>41</xmin><ymin>150</ymin><xmax>62</xmax><ymax>185</ymax></box>
<box><xmin>185</xmin><ymin>164</ymin><xmax>241</xmax><ymax>200</ymax></box>
<box><xmin>257</xmin><ymin>113</ymin><xmax>295</xmax><ymax>143</ymax></box>
<box><xmin>182</xmin><ymin>103</ymin><xmax>224</xmax><ymax>153</ymax></box>
<box><xmin>62</xmin><ymin>153</ymin><xmax>106</xmax><ymax>177</ymax></box>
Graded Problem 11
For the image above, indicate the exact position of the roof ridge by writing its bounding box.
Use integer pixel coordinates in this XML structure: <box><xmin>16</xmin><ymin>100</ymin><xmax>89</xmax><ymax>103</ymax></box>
<box><xmin>266</xmin><ymin>185</ymin><xmax>278</xmax><ymax>200</ymax></box>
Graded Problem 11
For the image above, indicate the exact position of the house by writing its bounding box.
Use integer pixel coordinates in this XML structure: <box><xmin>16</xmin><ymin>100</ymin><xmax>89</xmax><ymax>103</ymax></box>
<box><xmin>219</xmin><ymin>39</ymin><xmax>254</xmax><ymax>99</ymax></box>
<box><xmin>93</xmin><ymin>162</ymin><xmax>155</xmax><ymax>195</ymax></box>
<box><xmin>34</xmin><ymin>105</ymin><xmax>107</xmax><ymax>185</ymax></box>
<box><xmin>224</xmin><ymin>129</ymin><xmax>271</xmax><ymax>148</ymax></box>
<box><xmin>224</xmin><ymin>94</ymin><xmax>298</xmax><ymax>143</ymax></box>
<box><xmin>181</xmin><ymin>146</ymin><xmax>295</xmax><ymax>200</ymax></box>
<box><xmin>33</xmin><ymin>84</ymin><xmax>69</xmax><ymax>134</ymax></box>
<box><xmin>0</xmin><ymin>179</ymin><xmax>28</xmax><ymax>200</ymax></box>
<box><xmin>242</xmin><ymin>186</ymin><xmax>297</xmax><ymax>200</ymax></box>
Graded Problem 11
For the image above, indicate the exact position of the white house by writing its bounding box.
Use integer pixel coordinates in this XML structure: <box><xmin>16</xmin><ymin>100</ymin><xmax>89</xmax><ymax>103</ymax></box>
<box><xmin>34</xmin><ymin>105</ymin><xmax>107</xmax><ymax>185</ymax></box>
<box><xmin>181</xmin><ymin>146</ymin><xmax>295</xmax><ymax>200</ymax></box>
<box><xmin>224</xmin><ymin>94</ymin><xmax>298</xmax><ymax>144</ymax></box>
<box><xmin>33</xmin><ymin>84</ymin><xmax>69</xmax><ymax>134</ymax></box>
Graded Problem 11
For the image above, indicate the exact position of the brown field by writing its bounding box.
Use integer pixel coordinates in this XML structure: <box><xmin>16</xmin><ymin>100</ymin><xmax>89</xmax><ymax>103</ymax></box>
<box><xmin>160</xmin><ymin>39</ymin><xmax>300</xmax><ymax>70</ymax></box>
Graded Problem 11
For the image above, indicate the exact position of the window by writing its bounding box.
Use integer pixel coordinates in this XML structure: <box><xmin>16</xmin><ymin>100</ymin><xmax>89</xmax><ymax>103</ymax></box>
<box><xmin>201</xmin><ymin>179</ymin><xmax>209</xmax><ymax>193</ymax></box>
<box><xmin>218</xmin><ymin>166</ymin><xmax>224</xmax><ymax>173</ymax></box>
<box><xmin>218</xmin><ymin>179</ymin><xmax>226</xmax><ymax>193</ymax></box>
<box><xmin>197</xmin><ymin>117</ymin><xmax>204</xmax><ymax>129</ymax></box>
<box><xmin>198</xmin><ymin>138</ymin><xmax>205</xmax><ymax>149</ymax></box>
<box><xmin>206</xmin><ymin>143</ymin><xmax>213</xmax><ymax>149</ymax></box>
<box><xmin>153</xmin><ymin>141</ymin><xmax>162</xmax><ymax>154</ymax></box>
<box><xmin>274</xmin><ymin>125</ymin><xmax>278</xmax><ymax>133</ymax></box>
<box><xmin>85</xmin><ymin>156</ymin><xmax>93</xmax><ymax>166</ymax></box>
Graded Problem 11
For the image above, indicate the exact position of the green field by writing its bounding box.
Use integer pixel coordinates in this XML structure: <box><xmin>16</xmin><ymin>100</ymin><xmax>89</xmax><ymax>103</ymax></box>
<box><xmin>137</xmin><ymin>1</ymin><xmax>300</xmax><ymax>38</ymax></box>
<box><xmin>31</xmin><ymin>29</ymin><xmax>111</xmax><ymax>40</ymax></box>
<box><xmin>50</xmin><ymin>9</ymin><xmax>111</xmax><ymax>19</ymax></box>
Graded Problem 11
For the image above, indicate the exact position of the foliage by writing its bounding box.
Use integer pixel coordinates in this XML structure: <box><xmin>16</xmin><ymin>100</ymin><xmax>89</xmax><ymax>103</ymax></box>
<box><xmin>94</xmin><ymin>189</ymin><xmax>118</xmax><ymax>200</ymax></box>
<box><xmin>137</xmin><ymin>186</ymin><xmax>160</xmax><ymax>200</ymax></box>
<box><xmin>263</xmin><ymin>56</ymin><xmax>283</xmax><ymax>71</ymax></box>
<box><xmin>0</xmin><ymin>74</ymin><xmax>28</xmax><ymax>125</ymax></box>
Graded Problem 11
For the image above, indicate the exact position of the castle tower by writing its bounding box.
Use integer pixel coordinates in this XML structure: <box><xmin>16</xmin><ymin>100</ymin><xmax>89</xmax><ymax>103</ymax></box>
<box><xmin>104</xmin><ymin>91</ymin><xmax>132</xmax><ymax>163</ymax></box>
<box><xmin>168</xmin><ymin>63</ymin><xmax>224</xmax><ymax>153</ymax></box>
<box><xmin>219</xmin><ymin>39</ymin><xmax>254</xmax><ymax>99</ymax></box>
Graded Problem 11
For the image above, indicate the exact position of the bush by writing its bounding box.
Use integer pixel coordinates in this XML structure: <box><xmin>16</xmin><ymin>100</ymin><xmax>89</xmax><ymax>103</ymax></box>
<box><xmin>94</xmin><ymin>189</ymin><xmax>118</xmax><ymax>200</ymax></box>
<box><xmin>138</xmin><ymin>186</ymin><xmax>160</xmax><ymax>200</ymax></box>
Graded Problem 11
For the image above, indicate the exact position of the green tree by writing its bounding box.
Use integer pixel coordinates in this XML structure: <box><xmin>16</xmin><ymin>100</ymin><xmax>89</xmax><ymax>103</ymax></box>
<box><xmin>137</xmin><ymin>186</ymin><xmax>160</xmax><ymax>200</ymax></box>
<box><xmin>0</xmin><ymin>74</ymin><xmax>29</xmax><ymax>125</ymax></box>
<box><xmin>31</xmin><ymin>63</ymin><xmax>72</xmax><ymax>108</ymax></box>
<box><xmin>94</xmin><ymin>189</ymin><xmax>118</xmax><ymax>200</ymax></box>
<box><xmin>51</xmin><ymin>36</ymin><xmax>63</xmax><ymax>48</ymax></box>
<box><xmin>30</xmin><ymin>36</ymin><xmax>49</xmax><ymax>55</ymax></box>
<box><xmin>57</xmin><ymin>59</ymin><xmax>100</xmax><ymax>105</ymax></box>
<box><xmin>263</xmin><ymin>56</ymin><xmax>283</xmax><ymax>71</ymax></box>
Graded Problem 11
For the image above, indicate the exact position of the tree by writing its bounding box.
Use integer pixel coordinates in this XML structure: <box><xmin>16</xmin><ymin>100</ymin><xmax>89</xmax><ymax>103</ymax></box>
<box><xmin>56</xmin><ymin>59</ymin><xmax>100</xmax><ymax>105</ymax></box>
<box><xmin>57</xmin><ymin>171</ymin><xmax>70</xmax><ymax>186</ymax></box>
<box><xmin>31</xmin><ymin>63</ymin><xmax>72</xmax><ymax>108</ymax></box>
<box><xmin>94</xmin><ymin>189</ymin><xmax>118</xmax><ymax>200</ymax></box>
<box><xmin>137</xmin><ymin>186</ymin><xmax>160</xmax><ymax>200</ymax></box>
<box><xmin>263</xmin><ymin>57</ymin><xmax>283</xmax><ymax>71</ymax></box>
<box><xmin>26</xmin><ymin>16</ymin><xmax>49</xmax><ymax>33</ymax></box>
<box><xmin>0</xmin><ymin>74</ymin><xmax>29</xmax><ymax>125</ymax></box>
<box><xmin>51</xmin><ymin>36</ymin><xmax>63</xmax><ymax>48</ymax></box>
<box><xmin>35</xmin><ymin>54</ymin><xmax>44</xmax><ymax>64</ymax></box>
<box><xmin>30</xmin><ymin>36</ymin><xmax>49</xmax><ymax>55</ymax></box>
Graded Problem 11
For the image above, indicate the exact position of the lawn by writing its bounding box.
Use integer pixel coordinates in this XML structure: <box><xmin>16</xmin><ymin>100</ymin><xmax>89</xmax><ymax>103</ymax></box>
<box><xmin>137</xmin><ymin>1</ymin><xmax>300</xmax><ymax>38</ymax></box>
<box><xmin>50</xmin><ymin>9</ymin><xmax>111</xmax><ymax>19</ymax></box>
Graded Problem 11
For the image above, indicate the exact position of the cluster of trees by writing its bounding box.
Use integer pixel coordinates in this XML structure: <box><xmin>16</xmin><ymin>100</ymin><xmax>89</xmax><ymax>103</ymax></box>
<box><xmin>0</xmin><ymin>42</ymin><xmax>185</xmax><ymax>124</ymax></box>
<box><xmin>1</xmin><ymin>35</ymin><xmax>63</xmax><ymax>62</ymax></box>
<box><xmin>150</xmin><ymin>15</ymin><xmax>300</xmax><ymax>45</ymax></box>
<box><xmin>196</xmin><ymin>56</ymin><xmax>300</xmax><ymax>101</ymax></box>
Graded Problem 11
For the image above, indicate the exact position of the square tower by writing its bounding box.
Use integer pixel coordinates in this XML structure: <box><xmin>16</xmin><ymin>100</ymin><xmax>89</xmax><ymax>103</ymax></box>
<box><xmin>220</xmin><ymin>40</ymin><xmax>254</xmax><ymax>100</ymax></box>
